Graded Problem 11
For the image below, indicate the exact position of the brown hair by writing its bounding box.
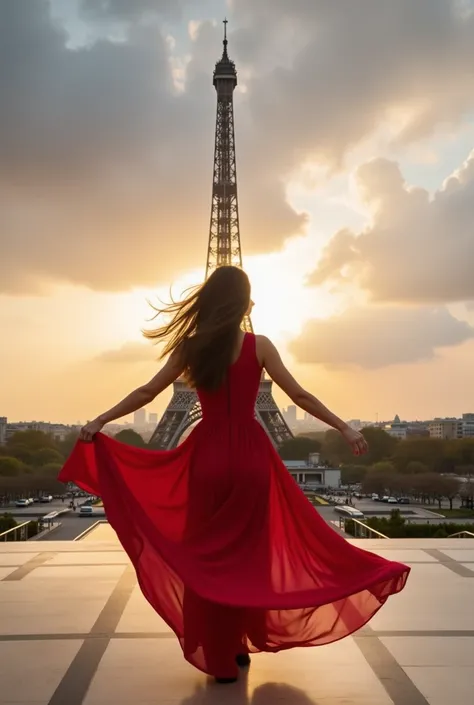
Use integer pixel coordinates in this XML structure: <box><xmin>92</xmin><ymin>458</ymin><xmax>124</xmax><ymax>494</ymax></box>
<box><xmin>144</xmin><ymin>266</ymin><xmax>251</xmax><ymax>391</ymax></box>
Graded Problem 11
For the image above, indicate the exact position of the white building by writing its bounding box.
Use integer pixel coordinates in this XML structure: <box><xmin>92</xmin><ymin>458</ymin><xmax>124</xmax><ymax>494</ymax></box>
<box><xmin>383</xmin><ymin>415</ymin><xmax>408</xmax><ymax>439</ymax></box>
<box><xmin>458</xmin><ymin>413</ymin><xmax>474</xmax><ymax>438</ymax></box>
<box><xmin>284</xmin><ymin>454</ymin><xmax>341</xmax><ymax>489</ymax></box>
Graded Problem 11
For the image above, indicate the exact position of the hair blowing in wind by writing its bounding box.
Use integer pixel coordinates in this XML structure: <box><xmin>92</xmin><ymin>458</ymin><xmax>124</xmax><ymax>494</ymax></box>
<box><xmin>143</xmin><ymin>266</ymin><xmax>251</xmax><ymax>391</ymax></box>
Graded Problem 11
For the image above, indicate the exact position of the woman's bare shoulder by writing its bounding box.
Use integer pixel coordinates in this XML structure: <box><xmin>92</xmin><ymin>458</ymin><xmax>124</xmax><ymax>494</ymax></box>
<box><xmin>254</xmin><ymin>334</ymin><xmax>276</xmax><ymax>366</ymax></box>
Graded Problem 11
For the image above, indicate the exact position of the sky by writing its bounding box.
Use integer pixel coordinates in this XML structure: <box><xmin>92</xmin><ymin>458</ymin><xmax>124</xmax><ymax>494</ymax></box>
<box><xmin>1</xmin><ymin>0</ymin><xmax>474</xmax><ymax>425</ymax></box>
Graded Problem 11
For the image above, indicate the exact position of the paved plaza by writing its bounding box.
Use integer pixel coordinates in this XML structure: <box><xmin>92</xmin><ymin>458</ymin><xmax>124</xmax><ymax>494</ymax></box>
<box><xmin>1</xmin><ymin>528</ymin><xmax>474</xmax><ymax>705</ymax></box>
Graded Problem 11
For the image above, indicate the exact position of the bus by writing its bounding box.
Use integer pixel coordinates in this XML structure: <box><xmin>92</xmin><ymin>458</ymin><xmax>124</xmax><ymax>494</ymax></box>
<box><xmin>334</xmin><ymin>505</ymin><xmax>365</xmax><ymax>519</ymax></box>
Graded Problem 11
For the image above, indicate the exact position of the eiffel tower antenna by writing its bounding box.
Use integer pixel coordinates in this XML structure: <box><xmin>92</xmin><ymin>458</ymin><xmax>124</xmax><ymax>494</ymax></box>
<box><xmin>149</xmin><ymin>22</ymin><xmax>293</xmax><ymax>450</ymax></box>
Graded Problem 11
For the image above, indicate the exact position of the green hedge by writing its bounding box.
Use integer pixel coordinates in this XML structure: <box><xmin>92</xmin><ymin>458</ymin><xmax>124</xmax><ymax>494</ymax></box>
<box><xmin>345</xmin><ymin>510</ymin><xmax>474</xmax><ymax>538</ymax></box>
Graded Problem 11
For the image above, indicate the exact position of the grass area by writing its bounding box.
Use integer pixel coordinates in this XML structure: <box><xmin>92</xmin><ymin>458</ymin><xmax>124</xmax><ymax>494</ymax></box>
<box><xmin>422</xmin><ymin>507</ymin><xmax>474</xmax><ymax>518</ymax></box>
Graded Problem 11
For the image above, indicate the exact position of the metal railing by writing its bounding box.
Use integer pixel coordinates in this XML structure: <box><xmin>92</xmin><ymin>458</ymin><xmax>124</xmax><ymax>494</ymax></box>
<box><xmin>74</xmin><ymin>520</ymin><xmax>108</xmax><ymax>541</ymax></box>
<box><xmin>0</xmin><ymin>521</ymin><xmax>33</xmax><ymax>542</ymax></box>
<box><xmin>339</xmin><ymin>516</ymin><xmax>389</xmax><ymax>539</ymax></box>
<box><xmin>0</xmin><ymin>515</ymin><xmax>61</xmax><ymax>542</ymax></box>
<box><xmin>447</xmin><ymin>530</ymin><xmax>474</xmax><ymax>539</ymax></box>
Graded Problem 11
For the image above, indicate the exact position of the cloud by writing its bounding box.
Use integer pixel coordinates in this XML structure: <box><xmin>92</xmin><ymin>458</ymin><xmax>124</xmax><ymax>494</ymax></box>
<box><xmin>310</xmin><ymin>154</ymin><xmax>474</xmax><ymax>303</ymax></box>
<box><xmin>233</xmin><ymin>0</ymin><xmax>474</xmax><ymax>163</ymax></box>
<box><xmin>0</xmin><ymin>3</ymin><xmax>303</xmax><ymax>296</ymax></box>
<box><xmin>288</xmin><ymin>306</ymin><xmax>474</xmax><ymax>369</ymax></box>
<box><xmin>79</xmin><ymin>0</ymin><xmax>186</xmax><ymax>21</ymax></box>
<box><xmin>3</xmin><ymin>1</ymin><xmax>474</xmax><ymax>296</ymax></box>
<box><xmin>95</xmin><ymin>341</ymin><xmax>156</xmax><ymax>363</ymax></box>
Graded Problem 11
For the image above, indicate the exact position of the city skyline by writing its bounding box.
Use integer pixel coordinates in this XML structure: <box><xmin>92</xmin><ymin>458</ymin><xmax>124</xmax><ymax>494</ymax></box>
<box><xmin>2</xmin><ymin>2</ymin><xmax>474</xmax><ymax>424</ymax></box>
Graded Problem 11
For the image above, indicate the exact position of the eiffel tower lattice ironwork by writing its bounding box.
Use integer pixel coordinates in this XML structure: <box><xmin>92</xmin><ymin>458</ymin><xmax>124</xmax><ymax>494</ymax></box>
<box><xmin>149</xmin><ymin>21</ymin><xmax>293</xmax><ymax>450</ymax></box>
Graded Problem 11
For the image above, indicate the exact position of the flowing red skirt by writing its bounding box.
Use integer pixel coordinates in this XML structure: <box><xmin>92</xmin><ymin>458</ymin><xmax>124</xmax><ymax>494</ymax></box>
<box><xmin>59</xmin><ymin>424</ymin><xmax>409</xmax><ymax>678</ymax></box>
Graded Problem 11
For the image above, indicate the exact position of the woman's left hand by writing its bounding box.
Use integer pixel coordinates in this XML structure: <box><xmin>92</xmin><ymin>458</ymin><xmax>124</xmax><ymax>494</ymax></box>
<box><xmin>79</xmin><ymin>417</ymin><xmax>104</xmax><ymax>443</ymax></box>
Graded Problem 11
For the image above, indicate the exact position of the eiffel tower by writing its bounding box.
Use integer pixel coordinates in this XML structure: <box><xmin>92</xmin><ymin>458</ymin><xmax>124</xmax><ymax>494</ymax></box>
<box><xmin>149</xmin><ymin>21</ymin><xmax>293</xmax><ymax>450</ymax></box>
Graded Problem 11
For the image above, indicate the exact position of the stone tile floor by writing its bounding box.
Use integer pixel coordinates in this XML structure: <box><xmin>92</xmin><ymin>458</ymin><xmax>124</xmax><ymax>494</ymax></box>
<box><xmin>1</xmin><ymin>533</ymin><xmax>473</xmax><ymax>705</ymax></box>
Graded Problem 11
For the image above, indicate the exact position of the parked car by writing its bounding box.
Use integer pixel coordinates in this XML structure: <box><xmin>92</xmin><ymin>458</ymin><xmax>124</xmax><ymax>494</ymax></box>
<box><xmin>15</xmin><ymin>499</ymin><xmax>29</xmax><ymax>508</ymax></box>
<box><xmin>398</xmin><ymin>497</ymin><xmax>410</xmax><ymax>504</ymax></box>
<box><xmin>39</xmin><ymin>495</ymin><xmax>53</xmax><ymax>503</ymax></box>
<box><xmin>79</xmin><ymin>506</ymin><xmax>94</xmax><ymax>517</ymax></box>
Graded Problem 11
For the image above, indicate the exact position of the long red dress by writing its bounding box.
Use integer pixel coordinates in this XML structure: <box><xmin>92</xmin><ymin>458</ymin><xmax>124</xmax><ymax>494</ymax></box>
<box><xmin>59</xmin><ymin>333</ymin><xmax>409</xmax><ymax>678</ymax></box>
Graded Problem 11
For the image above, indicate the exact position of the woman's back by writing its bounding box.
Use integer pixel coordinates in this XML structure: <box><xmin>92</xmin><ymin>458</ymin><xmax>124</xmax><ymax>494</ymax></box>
<box><xmin>197</xmin><ymin>333</ymin><xmax>262</xmax><ymax>425</ymax></box>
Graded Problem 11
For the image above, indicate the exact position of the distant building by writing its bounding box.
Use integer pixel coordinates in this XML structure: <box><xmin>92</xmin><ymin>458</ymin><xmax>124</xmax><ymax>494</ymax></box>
<box><xmin>406</xmin><ymin>425</ymin><xmax>430</xmax><ymax>438</ymax></box>
<box><xmin>103</xmin><ymin>422</ymin><xmax>134</xmax><ymax>437</ymax></box>
<box><xmin>284</xmin><ymin>454</ymin><xmax>341</xmax><ymax>489</ymax></box>
<box><xmin>282</xmin><ymin>405</ymin><xmax>297</xmax><ymax>430</ymax></box>
<box><xmin>134</xmin><ymin>408</ymin><xmax>147</xmax><ymax>427</ymax></box>
<box><xmin>384</xmin><ymin>415</ymin><xmax>408</xmax><ymax>439</ymax></box>
<box><xmin>458</xmin><ymin>413</ymin><xmax>474</xmax><ymax>438</ymax></box>
<box><xmin>4</xmin><ymin>421</ymin><xmax>79</xmax><ymax>442</ymax></box>
<box><xmin>429</xmin><ymin>418</ymin><xmax>458</xmax><ymax>439</ymax></box>
<box><xmin>0</xmin><ymin>417</ymin><xmax>6</xmax><ymax>445</ymax></box>
<box><xmin>149</xmin><ymin>413</ymin><xmax>158</xmax><ymax>425</ymax></box>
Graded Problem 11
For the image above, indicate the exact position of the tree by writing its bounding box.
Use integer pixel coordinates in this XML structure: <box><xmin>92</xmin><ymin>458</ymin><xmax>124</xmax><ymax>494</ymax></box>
<box><xmin>114</xmin><ymin>429</ymin><xmax>145</xmax><ymax>447</ymax></box>
<box><xmin>32</xmin><ymin>448</ymin><xmax>64</xmax><ymax>467</ymax></box>
<box><xmin>362</xmin><ymin>471</ymin><xmax>391</xmax><ymax>496</ymax></box>
<box><xmin>6</xmin><ymin>445</ymin><xmax>35</xmax><ymax>465</ymax></box>
<box><xmin>438</xmin><ymin>476</ymin><xmax>460</xmax><ymax>510</ymax></box>
<box><xmin>460</xmin><ymin>479</ymin><xmax>474</xmax><ymax>510</ymax></box>
<box><xmin>403</xmin><ymin>460</ymin><xmax>428</xmax><ymax>475</ymax></box>
<box><xmin>392</xmin><ymin>438</ymin><xmax>445</xmax><ymax>473</ymax></box>
<box><xmin>359</xmin><ymin>428</ymin><xmax>399</xmax><ymax>465</ymax></box>
<box><xmin>0</xmin><ymin>513</ymin><xmax>17</xmax><ymax>533</ymax></box>
<box><xmin>297</xmin><ymin>431</ymin><xmax>326</xmax><ymax>444</ymax></box>
<box><xmin>320</xmin><ymin>430</ymin><xmax>354</xmax><ymax>466</ymax></box>
<box><xmin>57</xmin><ymin>431</ymin><xmax>80</xmax><ymax>459</ymax></box>
<box><xmin>278</xmin><ymin>436</ymin><xmax>321</xmax><ymax>460</ymax></box>
<box><xmin>423</xmin><ymin>474</ymin><xmax>456</xmax><ymax>509</ymax></box>
<box><xmin>0</xmin><ymin>457</ymin><xmax>25</xmax><ymax>477</ymax></box>
<box><xmin>6</xmin><ymin>430</ymin><xmax>57</xmax><ymax>451</ymax></box>
<box><xmin>38</xmin><ymin>462</ymin><xmax>63</xmax><ymax>478</ymax></box>
<box><xmin>340</xmin><ymin>465</ymin><xmax>367</xmax><ymax>485</ymax></box>
<box><xmin>449</xmin><ymin>439</ymin><xmax>474</xmax><ymax>466</ymax></box>
<box><xmin>370</xmin><ymin>461</ymin><xmax>396</xmax><ymax>475</ymax></box>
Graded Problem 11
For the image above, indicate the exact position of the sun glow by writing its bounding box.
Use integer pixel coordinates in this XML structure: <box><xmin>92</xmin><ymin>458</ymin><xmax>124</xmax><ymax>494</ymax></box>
<box><xmin>110</xmin><ymin>237</ymin><xmax>340</xmax><ymax>359</ymax></box>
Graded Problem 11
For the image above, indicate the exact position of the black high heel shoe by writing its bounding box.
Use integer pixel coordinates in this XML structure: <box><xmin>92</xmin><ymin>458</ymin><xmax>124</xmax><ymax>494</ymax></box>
<box><xmin>214</xmin><ymin>677</ymin><xmax>238</xmax><ymax>684</ymax></box>
<box><xmin>236</xmin><ymin>653</ymin><xmax>251</xmax><ymax>667</ymax></box>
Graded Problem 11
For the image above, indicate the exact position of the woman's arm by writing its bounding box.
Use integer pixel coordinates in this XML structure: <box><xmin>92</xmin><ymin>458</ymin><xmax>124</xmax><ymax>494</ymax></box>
<box><xmin>79</xmin><ymin>352</ymin><xmax>183</xmax><ymax>441</ymax></box>
<box><xmin>256</xmin><ymin>336</ymin><xmax>368</xmax><ymax>455</ymax></box>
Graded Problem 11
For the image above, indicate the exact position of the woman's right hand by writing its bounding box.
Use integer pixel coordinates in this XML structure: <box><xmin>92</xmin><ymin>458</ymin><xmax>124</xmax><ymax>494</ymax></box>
<box><xmin>340</xmin><ymin>425</ymin><xmax>368</xmax><ymax>456</ymax></box>
<box><xmin>79</xmin><ymin>417</ymin><xmax>104</xmax><ymax>443</ymax></box>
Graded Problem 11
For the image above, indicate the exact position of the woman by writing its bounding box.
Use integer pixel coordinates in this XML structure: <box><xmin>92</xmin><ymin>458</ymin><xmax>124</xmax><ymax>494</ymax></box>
<box><xmin>59</xmin><ymin>266</ymin><xmax>409</xmax><ymax>683</ymax></box>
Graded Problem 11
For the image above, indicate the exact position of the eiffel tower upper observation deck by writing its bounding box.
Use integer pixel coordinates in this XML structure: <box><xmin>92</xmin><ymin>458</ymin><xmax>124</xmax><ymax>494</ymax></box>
<box><xmin>149</xmin><ymin>22</ymin><xmax>293</xmax><ymax>450</ymax></box>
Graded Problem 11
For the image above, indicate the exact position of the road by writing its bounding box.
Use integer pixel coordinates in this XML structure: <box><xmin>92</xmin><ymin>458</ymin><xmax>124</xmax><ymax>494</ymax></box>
<box><xmin>316</xmin><ymin>498</ymin><xmax>474</xmax><ymax>529</ymax></box>
<box><xmin>2</xmin><ymin>498</ymin><xmax>74</xmax><ymax>519</ymax></box>
<box><xmin>1</xmin><ymin>499</ymin><xmax>106</xmax><ymax>541</ymax></box>
<box><xmin>41</xmin><ymin>514</ymin><xmax>103</xmax><ymax>540</ymax></box>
